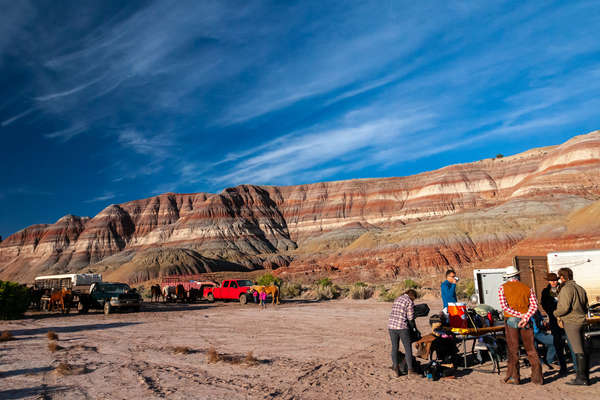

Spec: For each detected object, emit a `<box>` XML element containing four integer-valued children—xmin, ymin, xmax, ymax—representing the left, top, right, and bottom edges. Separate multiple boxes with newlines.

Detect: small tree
<box><xmin>0</xmin><ymin>281</ymin><xmax>30</xmax><ymax>320</ymax></box>
<box><xmin>496</xmin><ymin>154</ymin><xmax>504</xmax><ymax>159</ymax></box>
<box><xmin>257</xmin><ymin>273</ymin><xmax>282</xmax><ymax>287</ymax></box>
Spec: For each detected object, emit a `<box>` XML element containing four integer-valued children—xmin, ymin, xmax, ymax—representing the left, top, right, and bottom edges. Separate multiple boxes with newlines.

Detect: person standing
<box><xmin>554</xmin><ymin>267</ymin><xmax>590</xmax><ymax>386</ymax></box>
<box><xmin>498</xmin><ymin>266</ymin><xmax>543</xmax><ymax>385</ymax></box>
<box><xmin>540</xmin><ymin>273</ymin><xmax>568</xmax><ymax>375</ymax></box>
<box><xmin>388</xmin><ymin>289</ymin><xmax>418</xmax><ymax>377</ymax></box>
<box><xmin>259</xmin><ymin>289</ymin><xmax>267</xmax><ymax>310</ymax></box>
<box><xmin>440</xmin><ymin>270</ymin><xmax>458</xmax><ymax>312</ymax></box>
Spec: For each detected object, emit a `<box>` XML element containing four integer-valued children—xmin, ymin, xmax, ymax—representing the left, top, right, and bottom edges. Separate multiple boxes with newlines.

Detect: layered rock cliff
<box><xmin>1</xmin><ymin>130</ymin><xmax>600</xmax><ymax>283</ymax></box>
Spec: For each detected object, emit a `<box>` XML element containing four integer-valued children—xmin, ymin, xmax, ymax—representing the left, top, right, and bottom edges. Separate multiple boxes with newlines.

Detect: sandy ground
<box><xmin>1</xmin><ymin>298</ymin><xmax>599</xmax><ymax>400</ymax></box>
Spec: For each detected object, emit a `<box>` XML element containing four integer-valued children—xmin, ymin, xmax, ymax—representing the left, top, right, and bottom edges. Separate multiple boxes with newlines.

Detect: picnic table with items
<box><xmin>414</xmin><ymin>303</ymin><xmax>506</xmax><ymax>372</ymax></box>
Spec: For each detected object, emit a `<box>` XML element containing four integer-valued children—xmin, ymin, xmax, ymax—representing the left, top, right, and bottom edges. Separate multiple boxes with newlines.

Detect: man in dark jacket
<box><xmin>540</xmin><ymin>273</ymin><xmax>567</xmax><ymax>375</ymax></box>
<box><xmin>555</xmin><ymin>267</ymin><xmax>590</xmax><ymax>386</ymax></box>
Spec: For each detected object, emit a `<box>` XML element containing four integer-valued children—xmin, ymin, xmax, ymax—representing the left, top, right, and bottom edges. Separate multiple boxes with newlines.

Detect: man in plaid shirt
<box><xmin>388</xmin><ymin>289</ymin><xmax>417</xmax><ymax>377</ymax></box>
<box><xmin>498</xmin><ymin>266</ymin><xmax>543</xmax><ymax>385</ymax></box>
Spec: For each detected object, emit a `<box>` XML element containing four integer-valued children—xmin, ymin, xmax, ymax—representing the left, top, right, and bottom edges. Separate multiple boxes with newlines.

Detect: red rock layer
<box><xmin>1</xmin><ymin>130</ymin><xmax>600</xmax><ymax>283</ymax></box>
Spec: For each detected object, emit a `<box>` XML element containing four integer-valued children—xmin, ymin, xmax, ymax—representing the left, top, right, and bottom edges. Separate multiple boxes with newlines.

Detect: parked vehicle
<box><xmin>472</xmin><ymin>267</ymin><xmax>511</xmax><ymax>312</ymax></box>
<box><xmin>204</xmin><ymin>279</ymin><xmax>254</xmax><ymax>304</ymax></box>
<box><xmin>34</xmin><ymin>273</ymin><xmax>103</xmax><ymax>311</ymax></box>
<box><xmin>548</xmin><ymin>249</ymin><xmax>600</xmax><ymax>301</ymax></box>
<box><xmin>474</xmin><ymin>250</ymin><xmax>600</xmax><ymax>311</ymax></box>
<box><xmin>77</xmin><ymin>282</ymin><xmax>142</xmax><ymax>315</ymax></box>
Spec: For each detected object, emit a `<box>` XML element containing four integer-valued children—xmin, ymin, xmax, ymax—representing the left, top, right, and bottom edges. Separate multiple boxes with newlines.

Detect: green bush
<box><xmin>316</xmin><ymin>277</ymin><xmax>332</xmax><ymax>287</ymax></box>
<box><xmin>402</xmin><ymin>279</ymin><xmax>420</xmax><ymax>289</ymax></box>
<box><xmin>0</xmin><ymin>281</ymin><xmax>30</xmax><ymax>320</ymax></box>
<box><xmin>379</xmin><ymin>279</ymin><xmax>421</xmax><ymax>302</ymax></box>
<box><xmin>280</xmin><ymin>282</ymin><xmax>302</xmax><ymax>299</ymax></box>
<box><xmin>257</xmin><ymin>273</ymin><xmax>282</xmax><ymax>287</ymax></box>
<box><xmin>456</xmin><ymin>278</ymin><xmax>475</xmax><ymax>300</ymax></box>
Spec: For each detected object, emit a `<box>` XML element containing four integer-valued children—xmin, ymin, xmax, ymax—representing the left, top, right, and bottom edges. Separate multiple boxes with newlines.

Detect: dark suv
<box><xmin>78</xmin><ymin>282</ymin><xmax>142</xmax><ymax>314</ymax></box>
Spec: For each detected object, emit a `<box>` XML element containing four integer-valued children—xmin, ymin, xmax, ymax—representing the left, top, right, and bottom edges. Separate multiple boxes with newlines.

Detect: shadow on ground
<box><xmin>0</xmin><ymin>385</ymin><xmax>69</xmax><ymax>400</ymax></box>
<box><xmin>0</xmin><ymin>366</ymin><xmax>53</xmax><ymax>378</ymax></box>
<box><xmin>11</xmin><ymin>322</ymin><xmax>142</xmax><ymax>337</ymax></box>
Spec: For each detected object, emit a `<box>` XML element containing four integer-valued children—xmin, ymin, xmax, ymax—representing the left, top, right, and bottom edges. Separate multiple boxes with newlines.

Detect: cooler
<box><xmin>448</xmin><ymin>302</ymin><xmax>468</xmax><ymax>329</ymax></box>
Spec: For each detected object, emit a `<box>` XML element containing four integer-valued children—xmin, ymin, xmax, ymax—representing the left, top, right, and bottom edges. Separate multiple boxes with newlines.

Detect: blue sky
<box><xmin>1</xmin><ymin>0</ymin><xmax>600</xmax><ymax>239</ymax></box>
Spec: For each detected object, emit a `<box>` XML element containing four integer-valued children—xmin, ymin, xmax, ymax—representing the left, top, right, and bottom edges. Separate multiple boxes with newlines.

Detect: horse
<box><xmin>188</xmin><ymin>288</ymin><xmax>201</xmax><ymax>303</ymax></box>
<box><xmin>162</xmin><ymin>285</ymin><xmax>175</xmax><ymax>302</ymax></box>
<box><xmin>250</xmin><ymin>285</ymin><xmax>280</xmax><ymax>304</ymax></box>
<box><xmin>28</xmin><ymin>286</ymin><xmax>44</xmax><ymax>310</ymax></box>
<box><xmin>175</xmin><ymin>284</ymin><xmax>186</xmax><ymax>302</ymax></box>
<box><xmin>150</xmin><ymin>284</ymin><xmax>163</xmax><ymax>302</ymax></box>
<box><xmin>49</xmin><ymin>288</ymin><xmax>73</xmax><ymax>314</ymax></box>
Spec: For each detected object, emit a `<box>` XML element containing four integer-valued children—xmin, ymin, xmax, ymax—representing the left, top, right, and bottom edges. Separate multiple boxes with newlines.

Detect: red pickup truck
<box><xmin>204</xmin><ymin>279</ymin><xmax>254</xmax><ymax>304</ymax></box>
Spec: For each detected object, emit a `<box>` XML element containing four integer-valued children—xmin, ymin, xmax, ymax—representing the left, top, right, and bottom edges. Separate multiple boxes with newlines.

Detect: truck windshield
<box><xmin>99</xmin><ymin>284</ymin><xmax>130</xmax><ymax>294</ymax></box>
<box><xmin>237</xmin><ymin>280</ymin><xmax>253</xmax><ymax>287</ymax></box>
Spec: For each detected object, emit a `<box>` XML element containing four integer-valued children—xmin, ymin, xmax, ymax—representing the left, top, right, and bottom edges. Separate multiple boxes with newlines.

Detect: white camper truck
<box><xmin>548</xmin><ymin>249</ymin><xmax>600</xmax><ymax>302</ymax></box>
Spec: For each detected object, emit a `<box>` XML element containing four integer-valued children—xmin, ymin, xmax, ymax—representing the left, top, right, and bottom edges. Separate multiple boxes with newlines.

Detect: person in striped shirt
<box><xmin>498</xmin><ymin>266</ymin><xmax>543</xmax><ymax>385</ymax></box>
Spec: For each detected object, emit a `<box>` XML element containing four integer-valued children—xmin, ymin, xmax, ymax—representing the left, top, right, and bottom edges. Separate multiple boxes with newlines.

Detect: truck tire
<box><xmin>133</xmin><ymin>305</ymin><xmax>141</xmax><ymax>313</ymax></box>
<box><xmin>104</xmin><ymin>302</ymin><xmax>112</xmax><ymax>315</ymax></box>
<box><xmin>239</xmin><ymin>294</ymin><xmax>247</xmax><ymax>305</ymax></box>
<box><xmin>207</xmin><ymin>293</ymin><xmax>215</xmax><ymax>303</ymax></box>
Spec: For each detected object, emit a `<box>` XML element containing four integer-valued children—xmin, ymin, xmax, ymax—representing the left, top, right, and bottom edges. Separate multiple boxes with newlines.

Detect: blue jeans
<box><xmin>534</xmin><ymin>332</ymin><xmax>556</xmax><ymax>364</ymax></box>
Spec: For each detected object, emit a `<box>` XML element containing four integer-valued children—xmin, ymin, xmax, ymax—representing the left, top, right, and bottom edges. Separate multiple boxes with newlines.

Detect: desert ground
<box><xmin>1</xmin><ymin>298</ymin><xmax>599</xmax><ymax>400</ymax></box>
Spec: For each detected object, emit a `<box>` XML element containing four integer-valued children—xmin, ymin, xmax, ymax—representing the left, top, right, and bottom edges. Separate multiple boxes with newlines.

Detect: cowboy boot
<box><xmin>566</xmin><ymin>354</ymin><xmax>589</xmax><ymax>386</ymax></box>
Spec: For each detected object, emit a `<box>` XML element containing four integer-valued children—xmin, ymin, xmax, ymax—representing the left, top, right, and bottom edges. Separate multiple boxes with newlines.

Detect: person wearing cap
<box><xmin>498</xmin><ymin>266</ymin><xmax>543</xmax><ymax>385</ymax></box>
<box><xmin>540</xmin><ymin>272</ymin><xmax>568</xmax><ymax>375</ymax></box>
<box><xmin>554</xmin><ymin>267</ymin><xmax>590</xmax><ymax>386</ymax></box>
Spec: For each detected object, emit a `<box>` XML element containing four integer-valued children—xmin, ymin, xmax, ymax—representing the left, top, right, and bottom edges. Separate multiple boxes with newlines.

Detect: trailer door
<box><xmin>478</xmin><ymin>272</ymin><xmax>505</xmax><ymax>311</ymax></box>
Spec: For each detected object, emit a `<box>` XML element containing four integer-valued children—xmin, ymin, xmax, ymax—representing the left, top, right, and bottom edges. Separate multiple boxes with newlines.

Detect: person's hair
<box><xmin>405</xmin><ymin>289</ymin><xmax>417</xmax><ymax>300</ymax></box>
<box><xmin>445</xmin><ymin>269</ymin><xmax>456</xmax><ymax>277</ymax></box>
<box><xmin>557</xmin><ymin>268</ymin><xmax>573</xmax><ymax>281</ymax></box>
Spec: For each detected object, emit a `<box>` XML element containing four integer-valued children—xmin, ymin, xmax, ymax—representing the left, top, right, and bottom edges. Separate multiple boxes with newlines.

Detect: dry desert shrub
<box><xmin>207</xmin><ymin>346</ymin><xmax>219</xmax><ymax>363</ymax></box>
<box><xmin>55</xmin><ymin>362</ymin><xmax>87</xmax><ymax>376</ymax></box>
<box><xmin>349</xmin><ymin>282</ymin><xmax>374</xmax><ymax>300</ymax></box>
<box><xmin>280</xmin><ymin>282</ymin><xmax>302</xmax><ymax>299</ymax></box>
<box><xmin>0</xmin><ymin>331</ymin><xmax>14</xmax><ymax>341</ymax></box>
<box><xmin>47</xmin><ymin>341</ymin><xmax>64</xmax><ymax>352</ymax></box>
<box><xmin>245</xmin><ymin>351</ymin><xmax>258</xmax><ymax>365</ymax></box>
<box><xmin>47</xmin><ymin>331</ymin><xmax>58</xmax><ymax>341</ymax></box>
<box><xmin>173</xmin><ymin>346</ymin><xmax>191</xmax><ymax>354</ymax></box>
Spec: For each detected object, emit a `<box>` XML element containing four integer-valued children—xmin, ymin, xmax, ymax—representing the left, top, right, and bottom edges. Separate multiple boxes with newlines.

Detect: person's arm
<box><xmin>518</xmin><ymin>290</ymin><xmax>538</xmax><ymax>327</ymax></box>
<box><xmin>441</xmin><ymin>281</ymin><xmax>449</xmax><ymax>304</ymax></box>
<box><xmin>540</xmin><ymin>288</ymin><xmax>553</xmax><ymax>315</ymax></box>
<box><xmin>498</xmin><ymin>285</ymin><xmax>523</xmax><ymax>318</ymax></box>
<box><xmin>554</xmin><ymin>286</ymin><xmax>572</xmax><ymax>318</ymax></box>
<box><xmin>406</xmin><ymin>300</ymin><xmax>415</xmax><ymax>322</ymax></box>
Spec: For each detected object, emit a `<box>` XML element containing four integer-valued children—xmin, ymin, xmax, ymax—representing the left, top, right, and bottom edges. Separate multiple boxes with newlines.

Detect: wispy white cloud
<box><xmin>84</xmin><ymin>191</ymin><xmax>116</xmax><ymax>203</ymax></box>
<box><xmin>1</xmin><ymin>106</ymin><xmax>36</xmax><ymax>126</ymax></box>
<box><xmin>44</xmin><ymin>124</ymin><xmax>87</xmax><ymax>141</ymax></box>
<box><xmin>34</xmin><ymin>76</ymin><xmax>103</xmax><ymax>101</ymax></box>
<box><xmin>117</xmin><ymin>129</ymin><xmax>175</xmax><ymax>159</ymax></box>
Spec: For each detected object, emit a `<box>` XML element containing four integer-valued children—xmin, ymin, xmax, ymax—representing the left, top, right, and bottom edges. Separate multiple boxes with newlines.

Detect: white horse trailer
<box><xmin>547</xmin><ymin>250</ymin><xmax>600</xmax><ymax>302</ymax></box>
<box><xmin>473</xmin><ymin>267</ymin><xmax>511</xmax><ymax>311</ymax></box>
